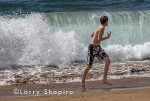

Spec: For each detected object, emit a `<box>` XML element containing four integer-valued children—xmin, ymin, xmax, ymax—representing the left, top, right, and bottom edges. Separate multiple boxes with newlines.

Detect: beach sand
<box><xmin>1</xmin><ymin>88</ymin><xmax>150</xmax><ymax>101</ymax></box>
<box><xmin>0</xmin><ymin>77</ymin><xmax>150</xmax><ymax>101</ymax></box>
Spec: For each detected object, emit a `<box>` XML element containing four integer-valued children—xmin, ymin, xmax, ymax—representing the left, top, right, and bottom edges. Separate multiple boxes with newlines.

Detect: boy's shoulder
<box><xmin>99</xmin><ymin>26</ymin><xmax>105</xmax><ymax>29</ymax></box>
<box><xmin>96</xmin><ymin>26</ymin><xmax>105</xmax><ymax>32</ymax></box>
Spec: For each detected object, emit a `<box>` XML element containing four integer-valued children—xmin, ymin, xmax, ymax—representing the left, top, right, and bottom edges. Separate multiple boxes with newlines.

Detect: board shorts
<box><xmin>87</xmin><ymin>44</ymin><xmax>109</xmax><ymax>65</ymax></box>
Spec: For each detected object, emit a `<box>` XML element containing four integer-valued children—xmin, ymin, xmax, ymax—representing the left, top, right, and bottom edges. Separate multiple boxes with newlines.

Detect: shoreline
<box><xmin>0</xmin><ymin>60</ymin><xmax>150</xmax><ymax>86</ymax></box>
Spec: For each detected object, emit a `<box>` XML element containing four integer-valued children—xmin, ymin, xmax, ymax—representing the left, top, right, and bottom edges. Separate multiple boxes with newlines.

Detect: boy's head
<box><xmin>100</xmin><ymin>16</ymin><xmax>108</xmax><ymax>26</ymax></box>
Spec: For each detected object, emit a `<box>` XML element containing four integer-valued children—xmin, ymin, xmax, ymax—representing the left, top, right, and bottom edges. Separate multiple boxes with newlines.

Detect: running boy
<box><xmin>81</xmin><ymin>16</ymin><xmax>112</xmax><ymax>90</ymax></box>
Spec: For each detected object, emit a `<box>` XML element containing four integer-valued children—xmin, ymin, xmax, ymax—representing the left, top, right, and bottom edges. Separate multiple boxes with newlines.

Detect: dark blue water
<box><xmin>0</xmin><ymin>0</ymin><xmax>150</xmax><ymax>14</ymax></box>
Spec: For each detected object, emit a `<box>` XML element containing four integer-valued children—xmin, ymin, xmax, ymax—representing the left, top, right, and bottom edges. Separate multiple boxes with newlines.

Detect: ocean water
<box><xmin>0</xmin><ymin>0</ymin><xmax>150</xmax><ymax>85</ymax></box>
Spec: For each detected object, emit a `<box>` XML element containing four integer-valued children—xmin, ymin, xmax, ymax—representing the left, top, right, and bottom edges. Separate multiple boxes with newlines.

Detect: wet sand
<box><xmin>0</xmin><ymin>77</ymin><xmax>150</xmax><ymax>101</ymax></box>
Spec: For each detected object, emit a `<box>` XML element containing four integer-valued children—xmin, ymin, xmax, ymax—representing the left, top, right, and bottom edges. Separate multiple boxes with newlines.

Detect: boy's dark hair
<box><xmin>100</xmin><ymin>16</ymin><xmax>108</xmax><ymax>25</ymax></box>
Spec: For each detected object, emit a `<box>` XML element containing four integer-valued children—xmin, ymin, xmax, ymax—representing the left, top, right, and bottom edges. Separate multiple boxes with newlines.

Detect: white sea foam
<box><xmin>105</xmin><ymin>42</ymin><xmax>150</xmax><ymax>61</ymax></box>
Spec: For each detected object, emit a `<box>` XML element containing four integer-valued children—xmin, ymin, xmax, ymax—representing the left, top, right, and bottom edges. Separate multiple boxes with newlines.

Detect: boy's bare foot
<box><xmin>80</xmin><ymin>82</ymin><xmax>86</xmax><ymax>91</ymax></box>
<box><xmin>102</xmin><ymin>81</ymin><xmax>113</xmax><ymax>85</ymax></box>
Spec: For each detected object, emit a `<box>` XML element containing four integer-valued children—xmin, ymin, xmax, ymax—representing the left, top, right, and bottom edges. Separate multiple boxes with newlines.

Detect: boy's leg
<box><xmin>102</xmin><ymin>57</ymin><xmax>112</xmax><ymax>85</ymax></box>
<box><xmin>81</xmin><ymin>65</ymin><xmax>92</xmax><ymax>89</ymax></box>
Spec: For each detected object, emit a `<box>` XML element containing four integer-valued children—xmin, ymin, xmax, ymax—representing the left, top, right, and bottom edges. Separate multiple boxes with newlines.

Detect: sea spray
<box><xmin>0</xmin><ymin>13</ymin><xmax>86</xmax><ymax>66</ymax></box>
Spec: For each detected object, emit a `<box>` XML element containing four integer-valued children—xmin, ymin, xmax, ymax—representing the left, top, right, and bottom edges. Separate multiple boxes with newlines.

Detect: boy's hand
<box><xmin>107</xmin><ymin>31</ymin><xmax>111</xmax><ymax>39</ymax></box>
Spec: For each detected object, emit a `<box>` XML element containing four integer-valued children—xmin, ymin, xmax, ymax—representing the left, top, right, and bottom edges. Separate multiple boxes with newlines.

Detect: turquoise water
<box><xmin>47</xmin><ymin>11</ymin><xmax>150</xmax><ymax>45</ymax></box>
<box><xmin>0</xmin><ymin>0</ymin><xmax>150</xmax><ymax>66</ymax></box>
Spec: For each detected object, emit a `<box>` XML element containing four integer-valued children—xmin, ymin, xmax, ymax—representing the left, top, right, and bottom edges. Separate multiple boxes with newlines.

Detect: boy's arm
<box><xmin>99</xmin><ymin>30</ymin><xmax>111</xmax><ymax>41</ymax></box>
<box><xmin>98</xmin><ymin>27</ymin><xmax>104</xmax><ymax>41</ymax></box>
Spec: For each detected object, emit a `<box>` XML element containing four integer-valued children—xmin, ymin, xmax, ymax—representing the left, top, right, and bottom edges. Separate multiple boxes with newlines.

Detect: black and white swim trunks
<box><xmin>87</xmin><ymin>44</ymin><xmax>109</xmax><ymax>65</ymax></box>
